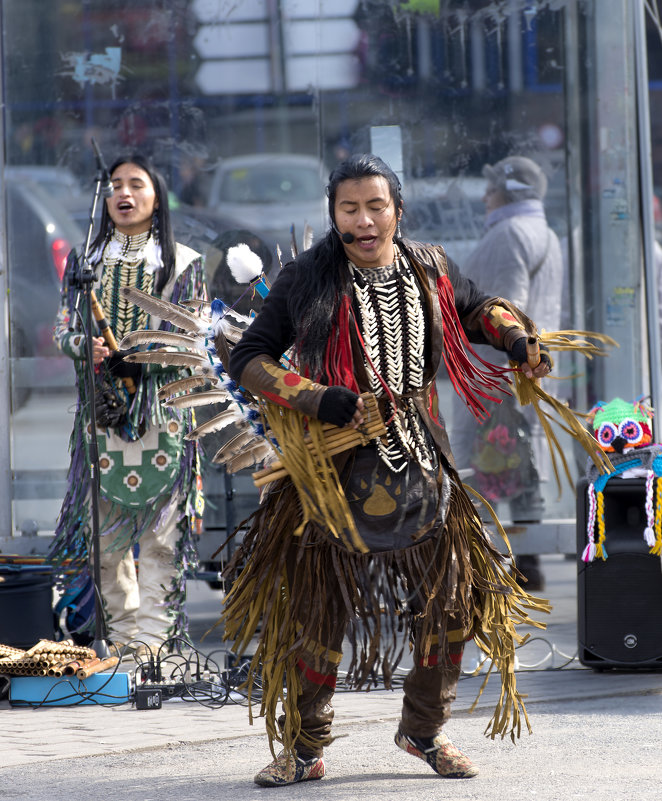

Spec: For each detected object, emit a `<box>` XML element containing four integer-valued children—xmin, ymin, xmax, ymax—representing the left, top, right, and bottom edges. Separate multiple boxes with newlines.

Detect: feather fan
<box><xmin>163</xmin><ymin>389</ymin><xmax>232</xmax><ymax>409</ymax></box>
<box><xmin>119</xmin><ymin>330</ymin><xmax>204</xmax><ymax>351</ymax></box>
<box><xmin>184</xmin><ymin>408</ymin><xmax>248</xmax><ymax>440</ymax></box>
<box><xmin>124</xmin><ymin>349</ymin><xmax>210</xmax><ymax>368</ymax></box>
<box><xmin>158</xmin><ymin>375</ymin><xmax>213</xmax><ymax>400</ymax></box>
<box><xmin>212</xmin><ymin>428</ymin><xmax>259</xmax><ymax>465</ymax></box>
<box><xmin>120</xmin><ymin>287</ymin><xmax>209</xmax><ymax>333</ymax></box>
<box><xmin>225</xmin><ymin>440</ymin><xmax>273</xmax><ymax>473</ymax></box>
<box><xmin>119</xmin><ymin>274</ymin><xmax>271</xmax><ymax>475</ymax></box>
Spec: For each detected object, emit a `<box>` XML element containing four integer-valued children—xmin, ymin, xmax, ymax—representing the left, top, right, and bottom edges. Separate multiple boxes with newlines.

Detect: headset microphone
<box><xmin>332</xmin><ymin>223</ymin><xmax>355</xmax><ymax>244</ymax></box>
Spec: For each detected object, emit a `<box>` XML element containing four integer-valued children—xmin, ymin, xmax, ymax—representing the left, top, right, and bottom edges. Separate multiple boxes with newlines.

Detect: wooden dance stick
<box><xmin>90</xmin><ymin>290</ymin><xmax>136</xmax><ymax>395</ymax></box>
<box><xmin>526</xmin><ymin>336</ymin><xmax>541</xmax><ymax>368</ymax></box>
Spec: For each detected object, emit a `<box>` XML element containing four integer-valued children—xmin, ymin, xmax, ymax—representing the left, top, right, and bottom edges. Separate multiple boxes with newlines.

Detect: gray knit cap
<box><xmin>482</xmin><ymin>156</ymin><xmax>547</xmax><ymax>201</ymax></box>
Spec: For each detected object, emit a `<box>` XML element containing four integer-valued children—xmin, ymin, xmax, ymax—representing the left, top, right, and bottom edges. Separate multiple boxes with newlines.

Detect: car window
<box><xmin>220</xmin><ymin>165</ymin><xmax>321</xmax><ymax>204</ymax></box>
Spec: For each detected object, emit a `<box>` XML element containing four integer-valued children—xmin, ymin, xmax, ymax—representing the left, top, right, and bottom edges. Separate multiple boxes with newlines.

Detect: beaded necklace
<box><xmin>100</xmin><ymin>229</ymin><xmax>155</xmax><ymax>341</ymax></box>
<box><xmin>350</xmin><ymin>248</ymin><xmax>434</xmax><ymax>473</ymax></box>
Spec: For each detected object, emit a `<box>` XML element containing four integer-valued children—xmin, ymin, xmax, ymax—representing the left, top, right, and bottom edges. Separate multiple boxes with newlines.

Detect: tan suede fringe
<box><xmin>461</xmin><ymin>484</ymin><xmax>551</xmax><ymax>740</ymax></box>
<box><xmin>510</xmin><ymin>329</ymin><xmax>617</xmax><ymax>495</ymax></box>
<box><xmin>259</xmin><ymin>399</ymin><xmax>372</xmax><ymax>553</ymax></box>
<box><xmin>222</xmin><ymin>469</ymin><xmax>551</xmax><ymax>756</ymax></box>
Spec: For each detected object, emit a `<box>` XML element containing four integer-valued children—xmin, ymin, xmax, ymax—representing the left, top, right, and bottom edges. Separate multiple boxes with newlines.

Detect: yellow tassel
<box><xmin>508</xmin><ymin>328</ymin><xmax>615</xmax><ymax>496</ymax></box>
<box><xmin>595</xmin><ymin>491</ymin><xmax>607</xmax><ymax>560</ymax></box>
<box><xmin>463</xmin><ymin>484</ymin><xmax>551</xmax><ymax>742</ymax></box>
<box><xmin>260</xmin><ymin>400</ymin><xmax>369</xmax><ymax>553</ymax></box>
<box><xmin>652</xmin><ymin>478</ymin><xmax>662</xmax><ymax>556</ymax></box>
<box><xmin>539</xmin><ymin>329</ymin><xmax>618</xmax><ymax>358</ymax></box>
<box><xmin>509</xmin><ymin>337</ymin><xmax>614</xmax><ymax>497</ymax></box>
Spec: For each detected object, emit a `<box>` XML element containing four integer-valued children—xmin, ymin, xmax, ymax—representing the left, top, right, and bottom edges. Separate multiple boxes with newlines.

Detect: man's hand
<box><xmin>508</xmin><ymin>338</ymin><xmax>552</xmax><ymax>379</ymax></box>
<box><xmin>92</xmin><ymin>336</ymin><xmax>110</xmax><ymax>365</ymax></box>
<box><xmin>106</xmin><ymin>350</ymin><xmax>143</xmax><ymax>380</ymax></box>
<box><xmin>318</xmin><ymin>386</ymin><xmax>364</xmax><ymax>428</ymax></box>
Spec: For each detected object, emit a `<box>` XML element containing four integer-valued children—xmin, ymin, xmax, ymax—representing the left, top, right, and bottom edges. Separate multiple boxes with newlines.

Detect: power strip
<box><xmin>139</xmin><ymin>681</ymin><xmax>187</xmax><ymax>699</ymax></box>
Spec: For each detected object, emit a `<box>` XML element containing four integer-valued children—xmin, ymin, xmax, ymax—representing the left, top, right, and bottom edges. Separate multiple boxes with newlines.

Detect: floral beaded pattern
<box><xmin>395</xmin><ymin>730</ymin><xmax>478</xmax><ymax>779</ymax></box>
<box><xmin>254</xmin><ymin>751</ymin><xmax>325</xmax><ymax>787</ymax></box>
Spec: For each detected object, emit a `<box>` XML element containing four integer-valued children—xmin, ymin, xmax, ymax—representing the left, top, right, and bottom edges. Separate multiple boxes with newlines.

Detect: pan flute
<box><xmin>251</xmin><ymin>392</ymin><xmax>386</xmax><ymax>488</ymax></box>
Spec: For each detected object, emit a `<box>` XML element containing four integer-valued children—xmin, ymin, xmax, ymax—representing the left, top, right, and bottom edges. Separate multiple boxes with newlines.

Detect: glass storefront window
<box><xmin>0</xmin><ymin>0</ymin><xmax>655</xmax><ymax>559</ymax></box>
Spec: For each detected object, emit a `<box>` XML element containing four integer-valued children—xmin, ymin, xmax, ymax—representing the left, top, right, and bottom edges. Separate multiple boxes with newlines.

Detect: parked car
<box><xmin>4</xmin><ymin>165</ymin><xmax>89</xmax><ymax>207</ymax></box>
<box><xmin>206</xmin><ymin>153</ymin><xmax>328</xmax><ymax>255</ymax></box>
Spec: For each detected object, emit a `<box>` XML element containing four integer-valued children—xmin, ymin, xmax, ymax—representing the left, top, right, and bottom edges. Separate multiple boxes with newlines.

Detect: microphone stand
<box><xmin>70</xmin><ymin>152</ymin><xmax>112</xmax><ymax>660</ymax></box>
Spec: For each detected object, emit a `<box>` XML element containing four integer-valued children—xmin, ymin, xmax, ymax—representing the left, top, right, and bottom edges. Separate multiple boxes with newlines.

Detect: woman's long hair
<box><xmin>90</xmin><ymin>154</ymin><xmax>176</xmax><ymax>292</ymax></box>
<box><xmin>288</xmin><ymin>153</ymin><xmax>403</xmax><ymax>379</ymax></box>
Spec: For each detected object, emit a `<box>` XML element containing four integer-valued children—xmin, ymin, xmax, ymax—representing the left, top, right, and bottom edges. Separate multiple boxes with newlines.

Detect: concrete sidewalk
<box><xmin>1</xmin><ymin>555</ymin><xmax>661</xmax><ymax>800</ymax></box>
<box><xmin>2</xmin><ymin>660</ymin><xmax>661</xmax><ymax>769</ymax></box>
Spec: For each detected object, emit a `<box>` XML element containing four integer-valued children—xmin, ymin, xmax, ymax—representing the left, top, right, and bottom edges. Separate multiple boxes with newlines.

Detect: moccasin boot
<box><xmin>395</xmin><ymin>728</ymin><xmax>478</xmax><ymax>778</ymax></box>
<box><xmin>254</xmin><ymin>750</ymin><xmax>325</xmax><ymax>787</ymax></box>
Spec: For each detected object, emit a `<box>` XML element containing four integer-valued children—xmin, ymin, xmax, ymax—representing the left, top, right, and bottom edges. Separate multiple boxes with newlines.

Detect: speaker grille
<box><xmin>577</xmin><ymin>477</ymin><xmax>662</xmax><ymax>668</ymax></box>
<box><xmin>581</xmin><ymin>554</ymin><xmax>662</xmax><ymax>664</ymax></box>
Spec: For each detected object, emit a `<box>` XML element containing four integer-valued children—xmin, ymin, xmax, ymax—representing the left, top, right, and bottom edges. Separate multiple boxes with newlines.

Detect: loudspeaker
<box><xmin>577</xmin><ymin>477</ymin><xmax>662</xmax><ymax>669</ymax></box>
<box><xmin>0</xmin><ymin>568</ymin><xmax>55</xmax><ymax>649</ymax></box>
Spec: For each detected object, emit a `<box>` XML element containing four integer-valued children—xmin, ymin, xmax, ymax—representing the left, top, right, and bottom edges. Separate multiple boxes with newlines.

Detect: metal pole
<box><xmin>71</xmin><ymin>144</ymin><xmax>112</xmax><ymax>659</ymax></box>
<box><xmin>0</xmin><ymin>1</ymin><xmax>14</xmax><ymax>539</ymax></box>
<box><xmin>633</xmin><ymin>0</ymin><xmax>662</xmax><ymax>438</ymax></box>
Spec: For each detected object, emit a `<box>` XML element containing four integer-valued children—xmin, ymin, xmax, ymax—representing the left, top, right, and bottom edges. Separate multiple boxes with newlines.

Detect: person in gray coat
<box><xmin>450</xmin><ymin>155</ymin><xmax>563</xmax><ymax>591</ymax></box>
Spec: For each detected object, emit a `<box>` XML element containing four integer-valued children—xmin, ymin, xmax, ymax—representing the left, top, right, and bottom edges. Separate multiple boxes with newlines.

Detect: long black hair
<box><xmin>288</xmin><ymin>153</ymin><xmax>403</xmax><ymax>378</ymax></box>
<box><xmin>89</xmin><ymin>154</ymin><xmax>177</xmax><ymax>292</ymax></box>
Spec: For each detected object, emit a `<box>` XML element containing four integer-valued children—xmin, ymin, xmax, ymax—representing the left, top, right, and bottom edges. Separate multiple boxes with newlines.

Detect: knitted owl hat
<box><xmin>589</xmin><ymin>397</ymin><xmax>653</xmax><ymax>453</ymax></box>
<box><xmin>583</xmin><ymin>397</ymin><xmax>662</xmax><ymax>561</ymax></box>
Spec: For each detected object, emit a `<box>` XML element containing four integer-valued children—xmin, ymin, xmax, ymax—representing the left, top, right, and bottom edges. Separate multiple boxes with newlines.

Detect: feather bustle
<box><xmin>124</xmin><ymin>350</ymin><xmax>210</xmax><ymax>368</ymax></box>
<box><xmin>164</xmin><ymin>389</ymin><xmax>232</xmax><ymax>409</ymax></box>
<box><xmin>119</xmin><ymin>330</ymin><xmax>203</xmax><ymax>350</ymax></box>
<box><xmin>119</xmin><ymin>286</ymin><xmax>208</xmax><ymax>332</ymax></box>
<box><xmin>157</xmin><ymin>376</ymin><xmax>212</xmax><ymax>400</ymax></box>
<box><xmin>184</xmin><ymin>408</ymin><xmax>245</xmax><ymax>440</ymax></box>
<box><xmin>212</xmin><ymin>429</ymin><xmax>259</xmax><ymax>464</ymax></box>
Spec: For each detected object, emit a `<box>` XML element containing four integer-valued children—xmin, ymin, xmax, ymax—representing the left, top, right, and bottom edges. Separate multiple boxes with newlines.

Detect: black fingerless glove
<box><xmin>106</xmin><ymin>350</ymin><xmax>143</xmax><ymax>380</ymax></box>
<box><xmin>507</xmin><ymin>338</ymin><xmax>552</xmax><ymax>371</ymax></box>
<box><xmin>317</xmin><ymin>386</ymin><xmax>360</xmax><ymax>427</ymax></box>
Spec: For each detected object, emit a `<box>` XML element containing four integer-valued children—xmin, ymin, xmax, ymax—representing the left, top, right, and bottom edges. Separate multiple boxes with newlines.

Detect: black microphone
<box><xmin>91</xmin><ymin>137</ymin><xmax>114</xmax><ymax>198</ymax></box>
<box><xmin>332</xmin><ymin>222</ymin><xmax>355</xmax><ymax>244</ymax></box>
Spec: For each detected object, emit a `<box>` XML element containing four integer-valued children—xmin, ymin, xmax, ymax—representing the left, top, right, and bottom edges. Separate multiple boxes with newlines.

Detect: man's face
<box><xmin>482</xmin><ymin>181</ymin><xmax>508</xmax><ymax>214</ymax></box>
<box><xmin>107</xmin><ymin>162</ymin><xmax>158</xmax><ymax>236</ymax></box>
